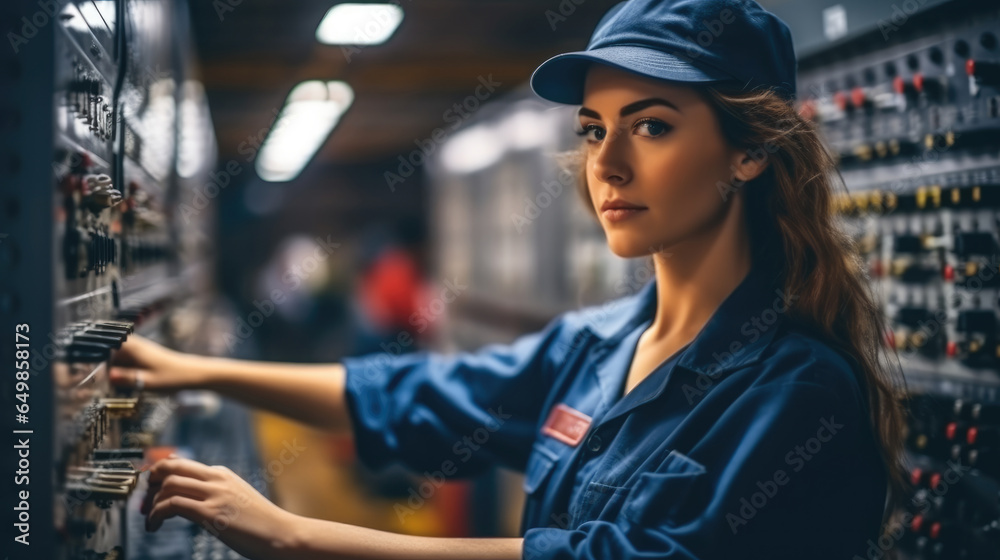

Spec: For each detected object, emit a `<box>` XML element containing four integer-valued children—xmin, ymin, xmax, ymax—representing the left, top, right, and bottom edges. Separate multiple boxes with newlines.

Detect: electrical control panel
<box><xmin>1</xmin><ymin>1</ymin><xmax>217</xmax><ymax>558</ymax></box>
<box><xmin>792</xmin><ymin>0</ymin><xmax>1000</xmax><ymax>556</ymax></box>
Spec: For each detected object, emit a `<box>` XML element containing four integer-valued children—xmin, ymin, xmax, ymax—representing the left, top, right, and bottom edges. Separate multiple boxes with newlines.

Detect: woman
<box><xmin>109</xmin><ymin>0</ymin><xmax>909</xmax><ymax>558</ymax></box>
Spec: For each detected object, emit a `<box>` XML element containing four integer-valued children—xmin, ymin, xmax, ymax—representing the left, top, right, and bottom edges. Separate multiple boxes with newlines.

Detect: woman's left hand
<box><xmin>142</xmin><ymin>456</ymin><xmax>297</xmax><ymax>558</ymax></box>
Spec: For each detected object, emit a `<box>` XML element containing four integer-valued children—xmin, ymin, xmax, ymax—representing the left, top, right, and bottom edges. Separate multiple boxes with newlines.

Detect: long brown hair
<box><xmin>564</xmin><ymin>83</ymin><xmax>909</xmax><ymax>533</ymax></box>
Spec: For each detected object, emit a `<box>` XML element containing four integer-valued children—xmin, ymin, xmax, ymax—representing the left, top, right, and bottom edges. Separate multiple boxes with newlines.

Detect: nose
<box><xmin>590</xmin><ymin>124</ymin><xmax>631</xmax><ymax>186</ymax></box>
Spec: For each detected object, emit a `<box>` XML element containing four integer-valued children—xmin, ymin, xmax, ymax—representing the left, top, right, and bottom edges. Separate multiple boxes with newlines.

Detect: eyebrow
<box><xmin>578</xmin><ymin>97</ymin><xmax>682</xmax><ymax>120</ymax></box>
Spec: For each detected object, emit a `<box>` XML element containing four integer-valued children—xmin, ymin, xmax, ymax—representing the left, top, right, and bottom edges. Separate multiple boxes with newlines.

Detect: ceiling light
<box><xmin>256</xmin><ymin>80</ymin><xmax>354</xmax><ymax>182</ymax></box>
<box><xmin>439</xmin><ymin>124</ymin><xmax>506</xmax><ymax>175</ymax></box>
<box><xmin>316</xmin><ymin>3</ymin><xmax>404</xmax><ymax>45</ymax></box>
<box><xmin>499</xmin><ymin>104</ymin><xmax>561</xmax><ymax>151</ymax></box>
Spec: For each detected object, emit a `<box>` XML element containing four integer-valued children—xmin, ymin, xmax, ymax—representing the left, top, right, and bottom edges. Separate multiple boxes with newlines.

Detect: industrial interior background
<box><xmin>1</xmin><ymin>0</ymin><xmax>999</xmax><ymax>558</ymax></box>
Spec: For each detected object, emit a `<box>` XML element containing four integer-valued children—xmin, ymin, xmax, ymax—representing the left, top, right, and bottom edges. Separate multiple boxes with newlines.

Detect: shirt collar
<box><xmin>579</xmin><ymin>254</ymin><xmax>788</xmax><ymax>378</ymax></box>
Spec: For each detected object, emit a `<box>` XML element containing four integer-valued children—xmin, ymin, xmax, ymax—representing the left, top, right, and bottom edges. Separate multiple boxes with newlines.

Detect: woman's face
<box><xmin>578</xmin><ymin>64</ymin><xmax>760</xmax><ymax>259</ymax></box>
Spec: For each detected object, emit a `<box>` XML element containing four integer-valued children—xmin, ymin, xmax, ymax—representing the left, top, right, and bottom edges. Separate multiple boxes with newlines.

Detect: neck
<box><xmin>646</xmin><ymin>201</ymin><xmax>752</xmax><ymax>343</ymax></box>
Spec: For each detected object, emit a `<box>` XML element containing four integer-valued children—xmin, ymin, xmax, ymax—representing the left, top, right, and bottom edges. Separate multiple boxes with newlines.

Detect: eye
<box><xmin>574</xmin><ymin>123</ymin><xmax>605</xmax><ymax>142</ymax></box>
<box><xmin>574</xmin><ymin>118</ymin><xmax>670</xmax><ymax>143</ymax></box>
<box><xmin>634</xmin><ymin>117</ymin><xmax>670</xmax><ymax>137</ymax></box>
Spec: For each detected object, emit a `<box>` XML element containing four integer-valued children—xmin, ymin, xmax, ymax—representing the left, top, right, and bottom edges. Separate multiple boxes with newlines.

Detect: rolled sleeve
<box><xmin>341</xmin><ymin>312</ymin><xmax>579</xmax><ymax>478</ymax></box>
<box><xmin>523</xmin><ymin>379</ymin><xmax>873</xmax><ymax>560</ymax></box>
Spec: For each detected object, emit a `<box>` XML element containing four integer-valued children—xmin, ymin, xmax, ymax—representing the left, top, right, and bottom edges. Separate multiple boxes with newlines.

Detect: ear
<box><xmin>730</xmin><ymin>148</ymin><xmax>770</xmax><ymax>184</ymax></box>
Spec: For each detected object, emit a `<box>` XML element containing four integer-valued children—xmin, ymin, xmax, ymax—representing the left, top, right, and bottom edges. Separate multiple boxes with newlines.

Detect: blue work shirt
<box><xmin>341</xmin><ymin>257</ymin><xmax>888</xmax><ymax>559</ymax></box>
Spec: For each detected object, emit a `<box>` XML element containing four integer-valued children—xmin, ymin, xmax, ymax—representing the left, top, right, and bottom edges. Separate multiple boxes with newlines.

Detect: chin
<box><xmin>604</xmin><ymin>235</ymin><xmax>655</xmax><ymax>259</ymax></box>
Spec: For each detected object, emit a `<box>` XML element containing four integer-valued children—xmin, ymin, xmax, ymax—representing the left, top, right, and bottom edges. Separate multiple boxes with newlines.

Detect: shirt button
<box><xmin>586</xmin><ymin>432</ymin><xmax>603</xmax><ymax>452</ymax></box>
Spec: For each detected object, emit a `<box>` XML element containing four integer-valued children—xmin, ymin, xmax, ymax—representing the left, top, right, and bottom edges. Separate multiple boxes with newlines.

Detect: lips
<box><xmin>600</xmin><ymin>199</ymin><xmax>647</xmax><ymax>211</ymax></box>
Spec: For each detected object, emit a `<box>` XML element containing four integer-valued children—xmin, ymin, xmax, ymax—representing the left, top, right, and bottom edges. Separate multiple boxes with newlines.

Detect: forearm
<box><xmin>276</xmin><ymin>514</ymin><xmax>523</xmax><ymax>560</ymax></box>
<box><xmin>181</xmin><ymin>353</ymin><xmax>353</xmax><ymax>432</ymax></box>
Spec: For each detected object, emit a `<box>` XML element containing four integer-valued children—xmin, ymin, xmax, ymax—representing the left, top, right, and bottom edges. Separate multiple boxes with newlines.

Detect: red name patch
<box><xmin>541</xmin><ymin>403</ymin><xmax>592</xmax><ymax>447</ymax></box>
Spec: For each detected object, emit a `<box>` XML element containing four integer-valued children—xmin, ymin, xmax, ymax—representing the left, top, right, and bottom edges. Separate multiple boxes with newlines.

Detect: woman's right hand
<box><xmin>109</xmin><ymin>335</ymin><xmax>202</xmax><ymax>392</ymax></box>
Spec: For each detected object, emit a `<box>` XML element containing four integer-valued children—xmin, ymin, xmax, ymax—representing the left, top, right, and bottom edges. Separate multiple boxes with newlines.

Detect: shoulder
<box><xmin>562</xmin><ymin>287</ymin><xmax>647</xmax><ymax>337</ymax></box>
<box><xmin>745</xmin><ymin>324</ymin><xmax>868</xmax><ymax>418</ymax></box>
<box><xmin>544</xmin><ymin>288</ymin><xmax>646</xmax><ymax>361</ymax></box>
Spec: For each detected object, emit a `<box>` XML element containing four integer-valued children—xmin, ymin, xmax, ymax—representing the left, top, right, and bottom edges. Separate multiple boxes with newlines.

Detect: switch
<box><xmin>955</xmin><ymin>232</ymin><xmax>1000</xmax><ymax>257</ymax></box>
<box><xmin>942</xmin><ymin>264</ymin><xmax>954</xmax><ymax>281</ymax></box>
<box><xmin>893</xmin><ymin>76</ymin><xmax>919</xmax><ymax>107</ymax></box>
<box><xmin>95</xmin><ymin>321</ymin><xmax>134</xmax><ymax>334</ymax></box>
<box><xmin>955</xmin><ymin>400</ymin><xmax>1000</xmax><ymax>423</ymax></box>
<box><xmin>850</xmin><ymin>87</ymin><xmax>872</xmax><ymax>111</ymax></box>
<box><xmin>956</xmin><ymin>310</ymin><xmax>996</xmax><ymax>334</ymax></box>
<box><xmin>966</xmin><ymin>426</ymin><xmax>999</xmax><ymax>447</ymax></box>
<box><xmin>100</xmin><ymin>397</ymin><xmax>139</xmax><ymax>418</ymax></box>
<box><xmin>63</xmin><ymin>227</ymin><xmax>90</xmax><ymax>279</ymax></box>
<box><xmin>966</xmin><ymin>59</ymin><xmax>1000</xmax><ymax>86</ymax></box>
<box><xmin>896</xmin><ymin>307</ymin><xmax>933</xmax><ymax>328</ymax></box>
<box><xmin>82</xmin><ymin>174</ymin><xmax>122</xmax><ymax>212</ymax></box>
<box><xmin>60</xmin><ymin>341</ymin><xmax>111</xmax><ymax>363</ymax></box>
<box><xmin>69</xmin><ymin>333</ymin><xmax>121</xmax><ymax>349</ymax></box>
<box><xmin>944</xmin><ymin>421</ymin><xmax>965</xmax><ymax>442</ymax></box>
<box><xmin>914</xmin><ymin>73</ymin><xmax>947</xmax><ymax>102</ymax></box>
<box><xmin>833</xmin><ymin>90</ymin><xmax>849</xmax><ymax>112</ymax></box>
<box><xmin>893</xmin><ymin>235</ymin><xmax>925</xmax><ymax>254</ymax></box>
<box><xmin>966</xmin><ymin>447</ymin><xmax>998</xmax><ymax>472</ymax></box>
<box><xmin>91</xmin><ymin>448</ymin><xmax>144</xmax><ymax>460</ymax></box>
<box><xmin>82</xmin><ymin>327</ymin><xmax>128</xmax><ymax>344</ymax></box>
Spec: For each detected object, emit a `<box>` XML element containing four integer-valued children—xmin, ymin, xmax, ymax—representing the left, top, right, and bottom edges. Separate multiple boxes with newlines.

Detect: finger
<box><xmin>108</xmin><ymin>367</ymin><xmax>140</xmax><ymax>388</ymax></box>
<box><xmin>148</xmin><ymin>457</ymin><xmax>220</xmax><ymax>486</ymax></box>
<box><xmin>109</xmin><ymin>339</ymin><xmax>146</xmax><ymax>367</ymax></box>
<box><xmin>146</xmin><ymin>495</ymin><xmax>206</xmax><ymax>532</ymax></box>
<box><xmin>139</xmin><ymin>462</ymin><xmax>233</xmax><ymax>513</ymax></box>
<box><xmin>141</xmin><ymin>475</ymin><xmax>213</xmax><ymax>515</ymax></box>
<box><xmin>109</xmin><ymin>367</ymin><xmax>156</xmax><ymax>392</ymax></box>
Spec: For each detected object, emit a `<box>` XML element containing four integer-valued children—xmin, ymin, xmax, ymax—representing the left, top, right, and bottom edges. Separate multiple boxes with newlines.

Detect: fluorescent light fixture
<box><xmin>316</xmin><ymin>3</ymin><xmax>404</xmax><ymax>45</ymax></box>
<box><xmin>439</xmin><ymin>124</ymin><xmax>506</xmax><ymax>174</ymax></box>
<box><xmin>499</xmin><ymin>104</ymin><xmax>560</xmax><ymax>151</ymax></box>
<box><xmin>256</xmin><ymin>80</ymin><xmax>354</xmax><ymax>182</ymax></box>
<box><xmin>438</xmin><ymin>105</ymin><xmax>567</xmax><ymax>174</ymax></box>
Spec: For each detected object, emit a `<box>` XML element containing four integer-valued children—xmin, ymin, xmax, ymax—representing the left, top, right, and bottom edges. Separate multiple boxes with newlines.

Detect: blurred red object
<box><xmin>357</xmin><ymin>247</ymin><xmax>428</xmax><ymax>335</ymax></box>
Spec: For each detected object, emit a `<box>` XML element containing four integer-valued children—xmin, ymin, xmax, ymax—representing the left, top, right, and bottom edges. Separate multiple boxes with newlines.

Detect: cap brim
<box><xmin>530</xmin><ymin>45</ymin><xmax>736</xmax><ymax>105</ymax></box>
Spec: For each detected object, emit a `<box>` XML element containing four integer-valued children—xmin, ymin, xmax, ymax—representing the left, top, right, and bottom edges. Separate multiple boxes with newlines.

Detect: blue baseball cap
<box><xmin>530</xmin><ymin>0</ymin><xmax>798</xmax><ymax>105</ymax></box>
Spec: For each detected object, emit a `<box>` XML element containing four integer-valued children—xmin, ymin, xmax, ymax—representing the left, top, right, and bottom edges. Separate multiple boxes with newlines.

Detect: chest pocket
<box><xmin>570</xmin><ymin>480</ymin><xmax>632</xmax><ymax>525</ymax></box>
<box><xmin>621</xmin><ymin>450</ymin><xmax>707</xmax><ymax>528</ymax></box>
<box><xmin>522</xmin><ymin>443</ymin><xmax>560</xmax><ymax>495</ymax></box>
